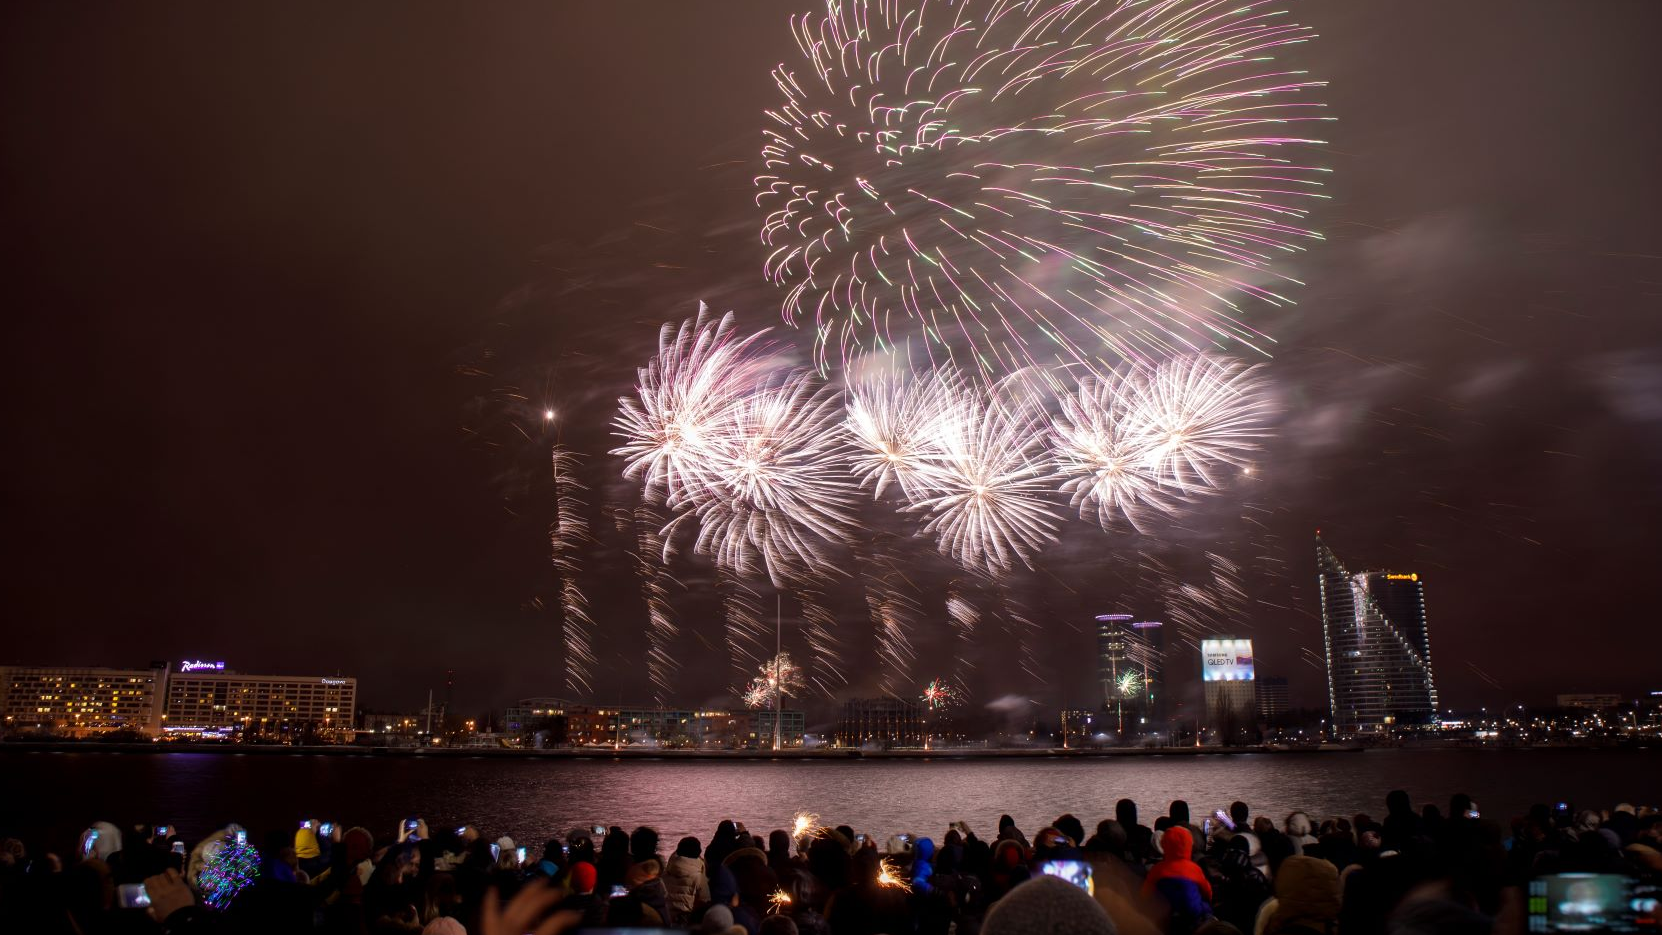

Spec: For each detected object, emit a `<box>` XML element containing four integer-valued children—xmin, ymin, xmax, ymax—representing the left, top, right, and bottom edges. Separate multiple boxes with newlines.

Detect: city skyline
<box><xmin>4</xmin><ymin>2</ymin><xmax>1660</xmax><ymax>715</ymax></box>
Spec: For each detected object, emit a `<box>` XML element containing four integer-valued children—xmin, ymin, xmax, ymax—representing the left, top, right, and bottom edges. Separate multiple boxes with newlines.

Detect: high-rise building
<box><xmin>1201</xmin><ymin>638</ymin><xmax>1257</xmax><ymax>744</ymax></box>
<box><xmin>0</xmin><ymin>664</ymin><xmax>168</xmax><ymax>737</ymax></box>
<box><xmin>1094</xmin><ymin>614</ymin><xmax>1133</xmax><ymax>707</ymax></box>
<box><xmin>1317</xmin><ymin>536</ymin><xmax>1439</xmax><ymax>736</ymax></box>
<box><xmin>1256</xmin><ymin>676</ymin><xmax>1290</xmax><ymax>721</ymax></box>
<box><xmin>1130</xmin><ymin>621</ymin><xmax>1166</xmax><ymax>726</ymax></box>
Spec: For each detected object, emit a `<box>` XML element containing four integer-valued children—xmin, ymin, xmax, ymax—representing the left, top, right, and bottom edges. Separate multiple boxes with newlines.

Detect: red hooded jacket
<box><xmin>1140</xmin><ymin>826</ymin><xmax>1213</xmax><ymax>901</ymax></box>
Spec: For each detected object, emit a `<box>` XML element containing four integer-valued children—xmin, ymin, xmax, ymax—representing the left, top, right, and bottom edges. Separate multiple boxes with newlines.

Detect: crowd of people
<box><xmin>1</xmin><ymin>791</ymin><xmax>1657</xmax><ymax>935</ymax></box>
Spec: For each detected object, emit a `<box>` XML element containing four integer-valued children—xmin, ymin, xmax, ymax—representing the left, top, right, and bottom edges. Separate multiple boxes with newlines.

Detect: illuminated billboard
<box><xmin>1201</xmin><ymin>638</ymin><xmax>1254</xmax><ymax>682</ymax></box>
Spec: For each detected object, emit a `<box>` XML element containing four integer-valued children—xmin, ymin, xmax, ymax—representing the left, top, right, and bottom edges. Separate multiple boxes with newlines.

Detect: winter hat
<box><xmin>984</xmin><ymin>875</ymin><xmax>1117</xmax><ymax>935</ymax></box>
<box><xmin>423</xmin><ymin>919</ymin><xmax>467</xmax><ymax>935</ymax></box>
<box><xmin>569</xmin><ymin>861</ymin><xmax>598</xmax><ymax>894</ymax></box>
<box><xmin>700</xmin><ymin>905</ymin><xmax>738</xmax><ymax>935</ymax></box>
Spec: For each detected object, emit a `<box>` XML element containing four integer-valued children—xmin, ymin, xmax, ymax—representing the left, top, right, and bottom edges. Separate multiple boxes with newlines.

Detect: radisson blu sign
<box><xmin>1201</xmin><ymin>638</ymin><xmax>1254</xmax><ymax>682</ymax></box>
<box><xmin>178</xmin><ymin>660</ymin><xmax>226</xmax><ymax>673</ymax></box>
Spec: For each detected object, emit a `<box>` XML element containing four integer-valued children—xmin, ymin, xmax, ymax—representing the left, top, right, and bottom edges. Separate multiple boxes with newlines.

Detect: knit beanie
<box><xmin>983</xmin><ymin>875</ymin><xmax>1117</xmax><ymax>935</ymax></box>
<box><xmin>569</xmin><ymin>861</ymin><xmax>598</xmax><ymax>893</ymax></box>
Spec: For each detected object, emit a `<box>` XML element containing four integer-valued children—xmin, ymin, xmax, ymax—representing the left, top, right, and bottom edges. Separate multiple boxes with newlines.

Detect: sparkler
<box><xmin>876</xmin><ymin>857</ymin><xmax>911</xmax><ymax>891</ymax></box>
<box><xmin>792</xmin><ymin>811</ymin><xmax>822</xmax><ymax>841</ymax></box>
<box><xmin>757</xmin><ymin>0</ymin><xmax>1330</xmax><ymax>376</ymax></box>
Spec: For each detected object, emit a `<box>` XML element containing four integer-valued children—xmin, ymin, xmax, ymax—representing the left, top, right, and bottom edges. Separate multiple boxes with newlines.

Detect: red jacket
<box><xmin>1141</xmin><ymin>826</ymin><xmax>1213</xmax><ymax>902</ymax></box>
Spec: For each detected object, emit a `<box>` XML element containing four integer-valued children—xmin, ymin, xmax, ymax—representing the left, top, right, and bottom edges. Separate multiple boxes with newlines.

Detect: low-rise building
<box><xmin>0</xmin><ymin>664</ymin><xmax>168</xmax><ymax>737</ymax></box>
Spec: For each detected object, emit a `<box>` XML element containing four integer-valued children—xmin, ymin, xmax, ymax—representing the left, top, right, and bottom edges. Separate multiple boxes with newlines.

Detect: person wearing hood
<box><xmin>1210</xmin><ymin>834</ymin><xmax>1270</xmax><ymax>934</ymax></box>
<box><xmin>986</xmin><ymin>839</ymin><xmax>1031</xmax><ymax>903</ymax></box>
<box><xmin>556</xmin><ymin>860</ymin><xmax>607</xmax><ymax>927</ymax></box>
<box><xmin>910</xmin><ymin>837</ymin><xmax>937</xmax><ymax>894</ymax></box>
<box><xmin>1283</xmin><ymin>813</ymin><xmax>1318</xmax><ymax>857</ymax></box>
<box><xmin>1258</xmin><ymin>855</ymin><xmax>1341</xmax><ymax>935</ymax></box>
<box><xmin>1117</xmin><ymin>800</ymin><xmax>1155</xmax><ymax>865</ymax></box>
<box><xmin>77</xmin><ymin>822</ymin><xmax>122</xmax><ymax>864</ymax></box>
<box><xmin>707</xmin><ymin>821</ymin><xmax>745</xmax><ymax>879</ymax></box>
<box><xmin>997</xmin><ymin>815</ymin><xmax>1031</xmax><ymax>851</ymax></box>
<box><xmin>1032</xmin><ymin>827</ymin><xmax>1081</xmax><ymax>866</ymax></box>
<box><xmin>664</xmin><ymin>836</ymin><xmax>711</xmax><ymax>924</ymax></box>
<box><xmin>983</xmin><ymin>874</ymin><xmax>1118</xmax><ymax>935</ymax></box>
<box><xmin>1140</xmin><ymin>826</ymin><xmax>1213</xmax><ymax>935</ymax></box>
<box><xmin>626</xmin><ymin>856</ymin><xmax>672</xmax><ymax>926</ymax></box>
<box><xmin>295</xmin><ymin>823</ymin><xmax>331</xmax><ymax>879</ymax></box>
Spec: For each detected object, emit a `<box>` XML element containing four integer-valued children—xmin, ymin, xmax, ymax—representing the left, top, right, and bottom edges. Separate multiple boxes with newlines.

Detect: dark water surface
<box><xmin>4</xmin><ymin>748</ymin><xmax>1656</xmax><ymax>856</ymax></box>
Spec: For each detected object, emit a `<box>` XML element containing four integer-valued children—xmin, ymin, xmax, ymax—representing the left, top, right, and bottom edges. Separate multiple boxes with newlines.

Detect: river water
<box><xmin>4</xmin><ymin>747</ymin><xmax>1656</xmax><ymax>856</ymax></box>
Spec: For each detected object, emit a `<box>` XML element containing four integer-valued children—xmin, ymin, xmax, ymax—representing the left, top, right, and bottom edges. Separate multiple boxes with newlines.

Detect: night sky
<box><xmin>4</xmin><ymin>2</ymin><xmax>1659</xmax><ymax>719</ymax></box>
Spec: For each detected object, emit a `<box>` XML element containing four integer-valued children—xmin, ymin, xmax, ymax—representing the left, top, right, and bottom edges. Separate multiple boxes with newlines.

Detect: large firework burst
<box><xmin>1121</xmin><ymin>354</ymin><xmax>1269</xmax><ymax>491</ymax></box>
<box><xmin>616</xmin><ymin>306</ymin><xmax>860</xmax><ymax>585</ymax></box>
<box><xmin>757</xmin><ymin>0</ymin><xmax>1330</xmax><ymax>376</ymax></box>
<box><xmin>902</xmin><ymin>381</ymin><xmax>1061</xmax><ymax>573</ymax></box>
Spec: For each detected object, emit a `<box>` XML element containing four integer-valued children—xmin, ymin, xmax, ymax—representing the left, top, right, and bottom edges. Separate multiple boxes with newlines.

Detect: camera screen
<box><xmin>1040</xmin><ymin>860</ymin><xmax>1094</xmax><ymax>896</ymax></box>
<box><xmin>1529</xmin><ymin>874</ymin><xmax>1659</xmax><ymax>933</ymax></box>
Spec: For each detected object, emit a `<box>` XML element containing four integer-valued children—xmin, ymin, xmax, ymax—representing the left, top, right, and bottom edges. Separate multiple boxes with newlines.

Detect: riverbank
<box><xmin>0</xmin><ymin>739</ymin><xmax>1363</xmax><ymax>759</ymax></box>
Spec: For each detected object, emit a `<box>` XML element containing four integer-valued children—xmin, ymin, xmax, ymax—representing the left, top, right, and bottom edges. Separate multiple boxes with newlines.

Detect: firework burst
<box><xmin>1122</xmin><ymin>355</ymin><xmax>1271</xmax><ymax>491</ymax></box>
<box><xmin>744</xmin><ymin>652</ymin><xmax>807</xmax><ymax>709</ymax></box>
<box><xmin>551</xmin><ymin>448</ymin><xmax>596</xmax><ymax>697</ymax></box>
<box><xmin>617</xmin><ymin>306</ymin><xmax>860</xmax><ymax>585</ymax></box>
<box><xmin>921</xmin><ymin>678</ymin><xmax>959</xmax><ymax>711</ymax></box>
<box><xmin>903</xmin><ymin>383</ymin><xmax>1060</xmax><ymax>573</ymax></box>
<box><xmin>1050</xmin><ymin>373</ymin><xmax>1173</xmax><ymax>532</ymax></box>
<box><xmin>757</xmin><ymin>0</ymin><xmax>1330</xmax><ymax>376</ymax></box>
<box><xmin>687</xmin><ymin>368</ymin><xmax>860</xmax><ymax>584</ymax></box>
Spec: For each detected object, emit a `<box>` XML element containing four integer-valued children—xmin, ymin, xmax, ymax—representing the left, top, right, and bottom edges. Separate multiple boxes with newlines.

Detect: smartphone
<box><xmin>515</xmin><ymin>846</ymin><xmax>528</xmax><ymax>865</ymax></box>
<box><xmin>591</xmin><ymin>824</ymin><xmax>607</xmax><ymax>836</ymax></box>
<box><xmin>301</xmin><ymin>819</ymin><xmax>312</xmax><ymax>830</ymax></box>
<box><xmin>117</xmin><ymin>883</ymin><xmax>152</xmax><ymax>909</ymax></box>
<box><xmin>155</xmin><ymin>825</ymin><xmax>171</xmax><ymax>838</ymax></box>
<box><xmin>81</xmin><ymin>830</ymin><xmax>100</xmax><ymax>857</ymax></box>
<box><xmin>1214</xmin><ymin>809</ymin><xmax>1235</xmax><ymax>831</ymax></box>
<box><xmin>855</xmin><ymin>833</ymin><xmax>867</xmax><ymax>845</ymax></box>
<box><xmin>561</xmin><ymin>844</ymin><xmax>570</xmax><ymax>857</ymax></box>
<box><xmin>610</xmin><ymin>885</ymin><xmax>630</xmax><ymax>898</ymax></box>
<box><xmin>490</xmin><ymin>843</ymin><xmax>501</xmax><ymax>860</ymax></box>
<box><xmin>1040</xmin><ymin>860</ymin><xmax>1094</xmax><ymax>896</ymax></box>
<box><xmin>456</xmin><ymin>826</ymin><xmax>467</xmax><ymax>836</ymax></box>
<box><xmin>1528</xmin><ymin>872</ymin><xmax>1657</xmax><ymax>932</ymax></box>
<box><xmin>320</xmin><ymin>822</ymin><xmax>334</xmax><ymax>836</ymax></box>
<box><xmin>235</xmin><ymin>830</ymin><xmax>247</xmax><ymax>846</ymax></box>
<box><xmin>172</xmin><ymin>841</ymin><xmax>187</xmax><ymax>856</ymax></box>
<box><xmin>1204</xmin><ymin>818</ymin><xmax>1214</xmax><ymax>835</ymax></box>
<box><xmin>405</xmin><ymin>819</ymin><xmax>420</xmax><ymax>832</ymax></box>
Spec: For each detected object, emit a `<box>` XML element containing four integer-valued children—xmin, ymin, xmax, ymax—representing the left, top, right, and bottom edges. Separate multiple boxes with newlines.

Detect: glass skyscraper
<box><xmin>1317</xmin><ymin>536</ymin><xmax>1439</xmax><ymax>736</ymax></box>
